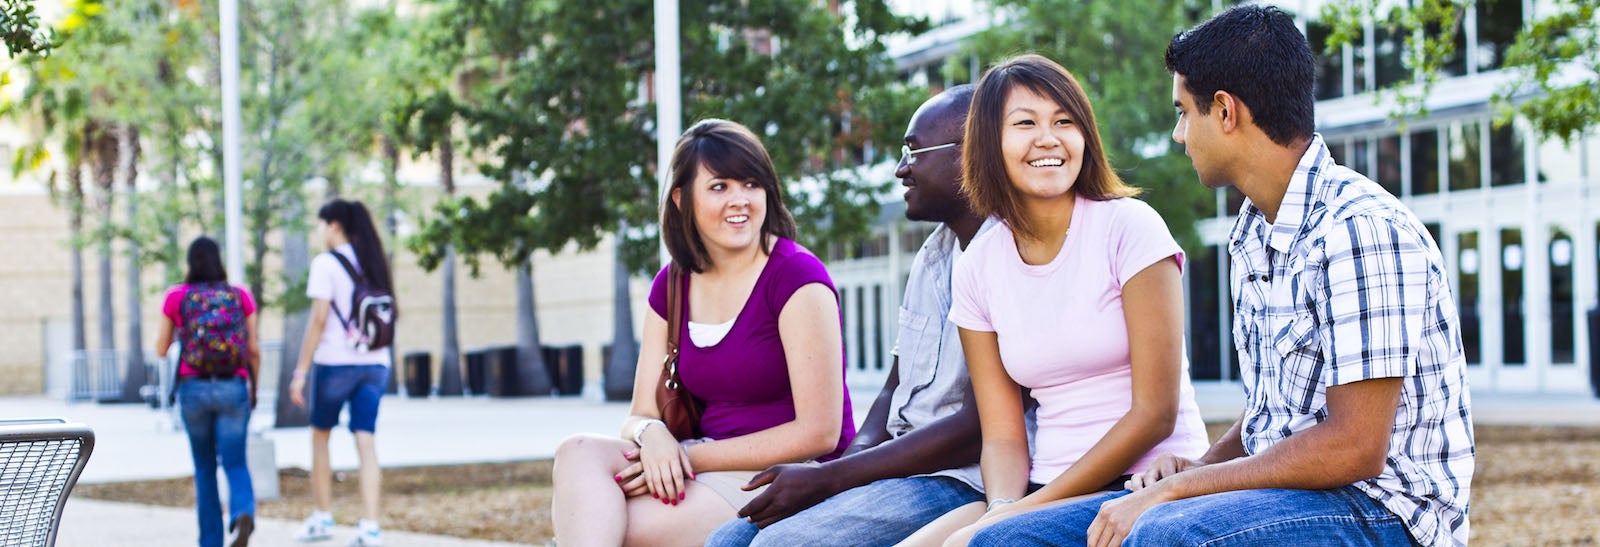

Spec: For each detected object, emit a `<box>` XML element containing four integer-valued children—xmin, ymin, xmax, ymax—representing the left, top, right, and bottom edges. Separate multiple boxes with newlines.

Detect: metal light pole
<box><xmin>655</xmin><ymin>0</ymin><xmax>681</xmax><ymax>268</ymax></box>
<box><xmin>221</xmin><ymin>0</ymin><xmax>244</xmax><ymax>283</ymax></box>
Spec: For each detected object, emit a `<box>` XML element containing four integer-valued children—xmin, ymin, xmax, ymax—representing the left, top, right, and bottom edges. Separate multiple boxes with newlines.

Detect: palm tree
<box><xmin>88</xmin><ymin>121</ymin><xmax>119</xmax><ymax>377</ymax></box>
<box><xmin>120</xmin><ymin>125</ymin><xmax>148</xmax><ymax>401</ymax></box>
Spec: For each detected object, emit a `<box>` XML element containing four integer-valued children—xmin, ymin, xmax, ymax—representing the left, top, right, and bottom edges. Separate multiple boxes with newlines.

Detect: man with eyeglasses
<box><xmin>705</xmin><ymin>85</ymin><xmax>1004</xmax><ymax>546</ymax></box>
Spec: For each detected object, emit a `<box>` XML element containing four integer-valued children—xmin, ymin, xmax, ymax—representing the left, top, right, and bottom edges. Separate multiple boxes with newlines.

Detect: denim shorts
<box><xmin>310</xmin><ymin>364</ymin><xmax>389</xmax><ymax>432</ymax></box>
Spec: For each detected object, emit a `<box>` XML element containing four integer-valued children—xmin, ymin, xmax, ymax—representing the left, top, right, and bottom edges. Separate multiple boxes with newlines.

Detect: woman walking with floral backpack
<box><xmin>288</xmin><ymin>199</ymin><xmax>397</xmax><ymax>547</ymax></box>
<box><xmin>155</xmin><ymin>236</ymin><xmax>260</xmax><ymax>547</ymax></box>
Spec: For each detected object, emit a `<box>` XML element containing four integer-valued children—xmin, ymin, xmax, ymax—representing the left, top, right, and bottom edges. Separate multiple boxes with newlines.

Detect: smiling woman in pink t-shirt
<box><xmin>912</xmin><ymin>54</ymin><xmax>1208</xmax><ymax>547</ymax></box>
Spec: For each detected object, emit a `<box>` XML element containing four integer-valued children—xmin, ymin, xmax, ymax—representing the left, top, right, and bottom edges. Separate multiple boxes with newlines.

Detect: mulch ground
<box><xmin>76</xmin><ymin>424</ymin><xmax>1600</xmax><ymax>546</ymax></box>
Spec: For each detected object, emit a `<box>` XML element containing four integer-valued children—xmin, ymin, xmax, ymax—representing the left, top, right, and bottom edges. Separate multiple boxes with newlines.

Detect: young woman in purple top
<box><xmin>552</xmin><ymin>119</ymin><xmax>855</xmax><ymax>547</ymax></box>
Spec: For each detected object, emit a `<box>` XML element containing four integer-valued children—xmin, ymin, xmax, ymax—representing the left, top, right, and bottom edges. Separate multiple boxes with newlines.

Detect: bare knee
<box><xmin>554</xmin><ymin>433</ymin><xmax>624</xmax><ymax>478</ymax></box>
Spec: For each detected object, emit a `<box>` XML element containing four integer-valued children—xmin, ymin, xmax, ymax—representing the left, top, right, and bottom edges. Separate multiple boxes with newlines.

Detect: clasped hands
<box><xmin>615</xmin><ymin>423</ymin><xmax>695</xmax><ymax>505</ymax></box>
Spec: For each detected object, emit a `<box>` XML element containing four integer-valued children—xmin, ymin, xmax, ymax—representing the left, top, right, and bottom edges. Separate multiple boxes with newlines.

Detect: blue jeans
<box><xmin>309</xmin><ymin>364</ymin><xmax>389</xmax><ymax>432</ymax></box>
<box><xmin>706</xmin><ymin>475</ymin><xmax>984</xmax><ymax>547</ymax></box>
<box><xmin>178</xmin><ymin>377</ymin><xmax>255</xmax><ymax>547</ymax></box>
<box><xmin>969</xmin><ymin>486</ymin><xmax>1415</xmax><ymax>546</ymax></box>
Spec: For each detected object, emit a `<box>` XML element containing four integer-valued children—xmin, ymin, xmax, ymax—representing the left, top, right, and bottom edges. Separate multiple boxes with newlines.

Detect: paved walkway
<box><xmin>57</xmin><ymin>498</ymin><xmax>527</xmax><ymax>546</ymax></box>
<box><xmin>21</xmin><ymin>382</ymin><xmax>1600</xmax><ymax>546</ymax></box>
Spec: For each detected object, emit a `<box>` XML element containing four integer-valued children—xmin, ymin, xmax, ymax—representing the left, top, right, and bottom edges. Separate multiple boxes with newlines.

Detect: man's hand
<box><xmin>1125</xmin><ymin>453</ymin><xmax>1203</xmax><ymax>491</ymax></box>
<box><xmin>1087</xmin><ymin>485</ymin><xmax>1172</xmax><ymax>547</ymax></box>
<box><xmin>735</xmin><ymin>462</ymin><xmax>841</xmax><ymax>528</ymax></box>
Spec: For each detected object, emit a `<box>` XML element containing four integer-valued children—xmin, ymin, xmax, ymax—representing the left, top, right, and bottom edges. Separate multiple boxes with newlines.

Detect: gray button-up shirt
<box><xmin>889</xmin><ymin>218</ymin><xmax>1030</xmax><ymax>493</ymax></box>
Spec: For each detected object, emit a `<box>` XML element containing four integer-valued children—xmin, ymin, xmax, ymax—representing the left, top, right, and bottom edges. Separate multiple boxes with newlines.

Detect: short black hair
<box><xmin>1165</xmin><ymin>4</ymin><xmax>1315</xmax><ymax>146</ymax></box>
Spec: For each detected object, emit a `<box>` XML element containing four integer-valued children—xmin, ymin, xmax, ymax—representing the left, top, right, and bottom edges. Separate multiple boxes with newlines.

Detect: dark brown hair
<box><xmin>962</xmin><ymin>54</ymin><xmax>1139</xmax><ymax>241</ymax></box>
<box><xmin>661</xmin><ymin>119</ymin><xmax>797</xmax><ymax>273</ymax></box>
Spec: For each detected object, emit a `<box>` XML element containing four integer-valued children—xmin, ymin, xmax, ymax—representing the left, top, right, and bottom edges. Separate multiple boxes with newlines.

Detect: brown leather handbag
<box><xmin>655</xmin><ymin>264</ymin><xmax>704</xmax><ymax>439</ymax></box>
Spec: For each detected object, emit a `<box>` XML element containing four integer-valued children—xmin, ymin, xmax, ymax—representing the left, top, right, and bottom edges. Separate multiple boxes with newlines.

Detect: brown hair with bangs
<box><xmin>661</xmin><ymin>119</ymin><xmax>798</xmax><ymax>273</ymax></box>
<box><xmin>962</xmin><ymin>54</ymin><xmax>1139</xmax><ymax>241</ymax></box>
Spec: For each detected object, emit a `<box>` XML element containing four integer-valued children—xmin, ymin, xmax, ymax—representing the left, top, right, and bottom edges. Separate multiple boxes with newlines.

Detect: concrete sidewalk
<box><xmin>56</xmin><ymin>498</ymin><xmax>530</xmax><ymax>546</ymax></box>
<box><xmin>22</xmin><ymin>382</ymin><xmax>1600</xmax><ymax>546</ymax></box>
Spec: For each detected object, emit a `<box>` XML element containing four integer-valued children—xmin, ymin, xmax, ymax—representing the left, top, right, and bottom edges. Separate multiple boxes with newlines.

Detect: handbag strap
<box><xmin>664</xmin><ymin>264</ymin><xmax>685</xmax><ymax>385</ymax></box>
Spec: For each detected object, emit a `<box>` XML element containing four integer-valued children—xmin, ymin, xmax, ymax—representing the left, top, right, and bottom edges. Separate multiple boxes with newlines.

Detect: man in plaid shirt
<box><xmin>969</xmin><ymin>5</ymin><xmax>1474</xmax><ymax>547</ymax></box>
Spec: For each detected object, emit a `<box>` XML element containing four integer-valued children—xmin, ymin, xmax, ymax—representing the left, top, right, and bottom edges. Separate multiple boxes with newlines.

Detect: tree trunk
<box><xmin>437</xmin><ymin>138</ymin><xmax>464</xmax><ymax>395</ymax></box>
<box><xmin>121</xmin><ymin>125</ymin><xmax>148</xmax><ymax>402</ymax></box>
<box><xmin>275</xmin><ymin>189</ymin><xmax>312</xmax><ymax>427</ymax></box>
<box><xmin>87</xmin><ymin>122</ymin><xmax>118</xmax><ymax>402</ymax></box>
<box><xmin>382</xmin><ymin>133</ymin><xmax>399</xmax><ymax>394</ymax></box>
<box><xmin>69</xmin><ymin>130</ymin><xmax>87</xmax><ymax>353</ymax></box>
<box><xmin>437</xmin><ymin>245</ymin><xmax>463</xmax><ymax>395</ymax></box>
<box><xmin>605</xmin><ymin>227</ymin><xmax>639</xmax><ymax>401</ymax></box>
<box><xmin>516</xmin><ymin>259</ymin><xmax>550</xmax><ymax>395</ymax></box>
<box><xmin>92</xmin><ymin>123</ymin><xmax>118</xmax><ymax>360</ymax></box>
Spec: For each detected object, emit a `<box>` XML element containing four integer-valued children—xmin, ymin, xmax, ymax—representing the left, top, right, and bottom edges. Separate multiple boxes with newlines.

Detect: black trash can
<box><xmin>403</xmin><ymin>352</ymin><xmax>432</xmax><ymax>398</ymax></box>
<box><xmin>542</xmin><ymin>344</ymin><xmax>584</xmax><ymax>396</ymax></box>
<box><xmin>541</xmin><ymin>346</ymin><xmax>562</xmax><ymax>395</ymax></box>
<box><xmin>1588</xmin><ymin>307</ymin><xmax>1600</xmax><ymax>398</ymax></box>
<box><xmin>465</xmin><ymin>349</ymin><xmax>489</xmax><ymax>396</ymax></box>
<box><xmin>486</xmin><ymin>345</ymin><xmax>521</xmax><ymax>397</ymax></box>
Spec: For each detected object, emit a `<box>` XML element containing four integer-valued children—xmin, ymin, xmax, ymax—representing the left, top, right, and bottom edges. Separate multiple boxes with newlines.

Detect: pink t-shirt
<box><xmin>950</xmin><ymin>195</ymin><xmax>1208</xmax><ymax>484</ymax></box>
<box><xmin>162</xmin><ymin>283</ymin><xmax>257</xmax><ymax>378</ymax></box>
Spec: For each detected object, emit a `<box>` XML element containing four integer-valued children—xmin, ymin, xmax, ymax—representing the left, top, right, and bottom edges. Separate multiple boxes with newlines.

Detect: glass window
<box><xmin>1476</xmin><ymin>0</ymin><xmax>1523</xmax><ymax>72</ymax></box>
<box><xmin>1537</xmin><ymin>133</ymin><xmax>1584</xmax><ymax>183</ymax></box>
<box><xmin>1374</xmin><ymin>25</ymin><xmax>1409</xmax><ymax>88</ymax></box>
<box><xmin>1501</xmin><ymin>228</ymin><xmax>1525</xmax><ymax>365</ymax></box>
<box><xmin>1489</xmin><ymin>123</ymin><xmax>1525</xmax><ymax>187</ymax></box>
<box><xmin>1458</xmin><ymin>231</ymin><xmax>1482</xmax><ymax>365</ymax></box>
<box><xmin>1425</xmin><ymin>17</ymin><xmax>1469</xmax><ymax>76</ymax></box>
<box><xmin>1448</xmin><ymin>121</ymin><xmax>1483</xmax><ymax>191</ymax></box>
<box><xmin>1307</xmin><ymin>21</ymin><xmax>1346</xmax><ymax>100</ymax></box>
<box><xmin>1411</xmin><ymin>129</ymin><xmax>1441</xmax><ymax>195</ymax></box>
<box><xmin>1375</xmin><ymin>134</ymin><xmax>1403</xmax><ymax>196</ymax></box>
<box><xmin>1226</xmin><ymin>186</ymin><xmax>1247</xmax><ymax>215</ymax></box>
<box><xmin>1187</xmin><ymin>246</ymin><xmax>1223</xmax><ymax>381</ymax></box>
<box><xmin>1353</xmin><ymin>27</ymin><xmax>1370</xmax><ymax>92</ymax></box>
<box><xmin>1551</xmin><ymin>227</ymin><xmax>1575</xmax><ymax>364</ymax></box>
<box><xmin>1348</xmin><ymin>138</ymin><xmax>1373</xmax><ymax>181</ymax></box>
<box><xmin>1328</xmin><ymin>142</ymin><xmax>1349</xmax><ymax>166</ymax></box>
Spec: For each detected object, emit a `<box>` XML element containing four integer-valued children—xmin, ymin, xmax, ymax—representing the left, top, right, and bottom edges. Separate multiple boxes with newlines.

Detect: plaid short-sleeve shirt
<box><xmin>1227</xmin><ymin>135</ymin><xmax>1475</xmax><ymax>547</ymax></box>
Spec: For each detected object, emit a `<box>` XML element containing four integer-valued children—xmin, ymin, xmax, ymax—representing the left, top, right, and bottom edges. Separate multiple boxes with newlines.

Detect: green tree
<box><xmin>2</xmin><ymin>0</ymin><xmax>54</xmax><ymax>57</ymax></box>
<box><xmin>408</xmin><ymin>0</ymin><xmax>928</xmax><ymax>393</ymax></box>
<box><xmin>958</xmin><ymin>0</ymin><xmax>1214</xmax><ymax>249</ymax></box>
<box><xmin>1322</xmin><ymin>0</ymin><xmax>1600</xmax><ymax>142</ymax></box>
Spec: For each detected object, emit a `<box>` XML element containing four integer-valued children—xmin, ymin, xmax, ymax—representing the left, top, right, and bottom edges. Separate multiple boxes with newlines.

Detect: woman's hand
<box><xmin>635</xmin><ymin>422</ymin><xmax>696</xmax><ymax>504</ymax></box>
<box><xmin>289</xmin><ymin>372</ymin><xmax>308</xmax><ymax>407</ymax></box>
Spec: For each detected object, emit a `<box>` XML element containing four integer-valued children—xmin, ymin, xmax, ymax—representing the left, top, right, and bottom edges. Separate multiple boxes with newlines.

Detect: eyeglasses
<box><xmin>900</xmin><ymin>142</ymin><xmax>960</xmax><ymax>165</ymax></box>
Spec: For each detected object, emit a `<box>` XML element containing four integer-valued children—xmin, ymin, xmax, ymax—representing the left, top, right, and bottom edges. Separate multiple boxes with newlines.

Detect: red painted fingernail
<box><xmin>661</xmin><ymin>498</ymin><xmax>669</xmax><ymax>505</ymax></box>
<box><xmin>679</xmin><ymin>492</ymin><xmax>685</xmax><ymax>500</ymax></box>
<box><xmin>613</xmin><ymin>475</ymin><xmax>622</xmax><ymax>482</ymax></box>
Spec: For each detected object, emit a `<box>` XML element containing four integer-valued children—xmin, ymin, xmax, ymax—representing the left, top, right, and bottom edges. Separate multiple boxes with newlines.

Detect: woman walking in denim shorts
<box><xmin>156</xmin><ymin>236</ymin><xmax>261</xmax><ymax>547</ymax></box>
<box><xmin>288</xmin><ymin>199</ymin><xmax>396</xmax><ymax>546</ymax></box>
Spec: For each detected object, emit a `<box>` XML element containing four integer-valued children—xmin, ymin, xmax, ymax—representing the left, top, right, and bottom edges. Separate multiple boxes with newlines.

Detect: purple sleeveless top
<box><xmin>649</xmin><ymin>238</ymin><xmax>855</xmax><ymax>461</ymax></box>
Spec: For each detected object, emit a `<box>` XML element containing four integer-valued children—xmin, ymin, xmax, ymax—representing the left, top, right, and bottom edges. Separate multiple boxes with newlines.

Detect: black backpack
<box><xmin>329</xmin><ymin>252</ymin><xmax>396</xmax><ymax>351</ymax></box>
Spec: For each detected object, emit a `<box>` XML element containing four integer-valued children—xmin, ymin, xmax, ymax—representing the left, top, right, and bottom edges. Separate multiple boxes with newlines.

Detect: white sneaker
<box><xmin>294</xmin><ymin>511</ymin><xmax>335</xmax><ymax>543</ymax></box>
<box><xmin>348</xmin><ymin>519</ymin><xmax>382</xmax><ymax>546</ymax></box>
